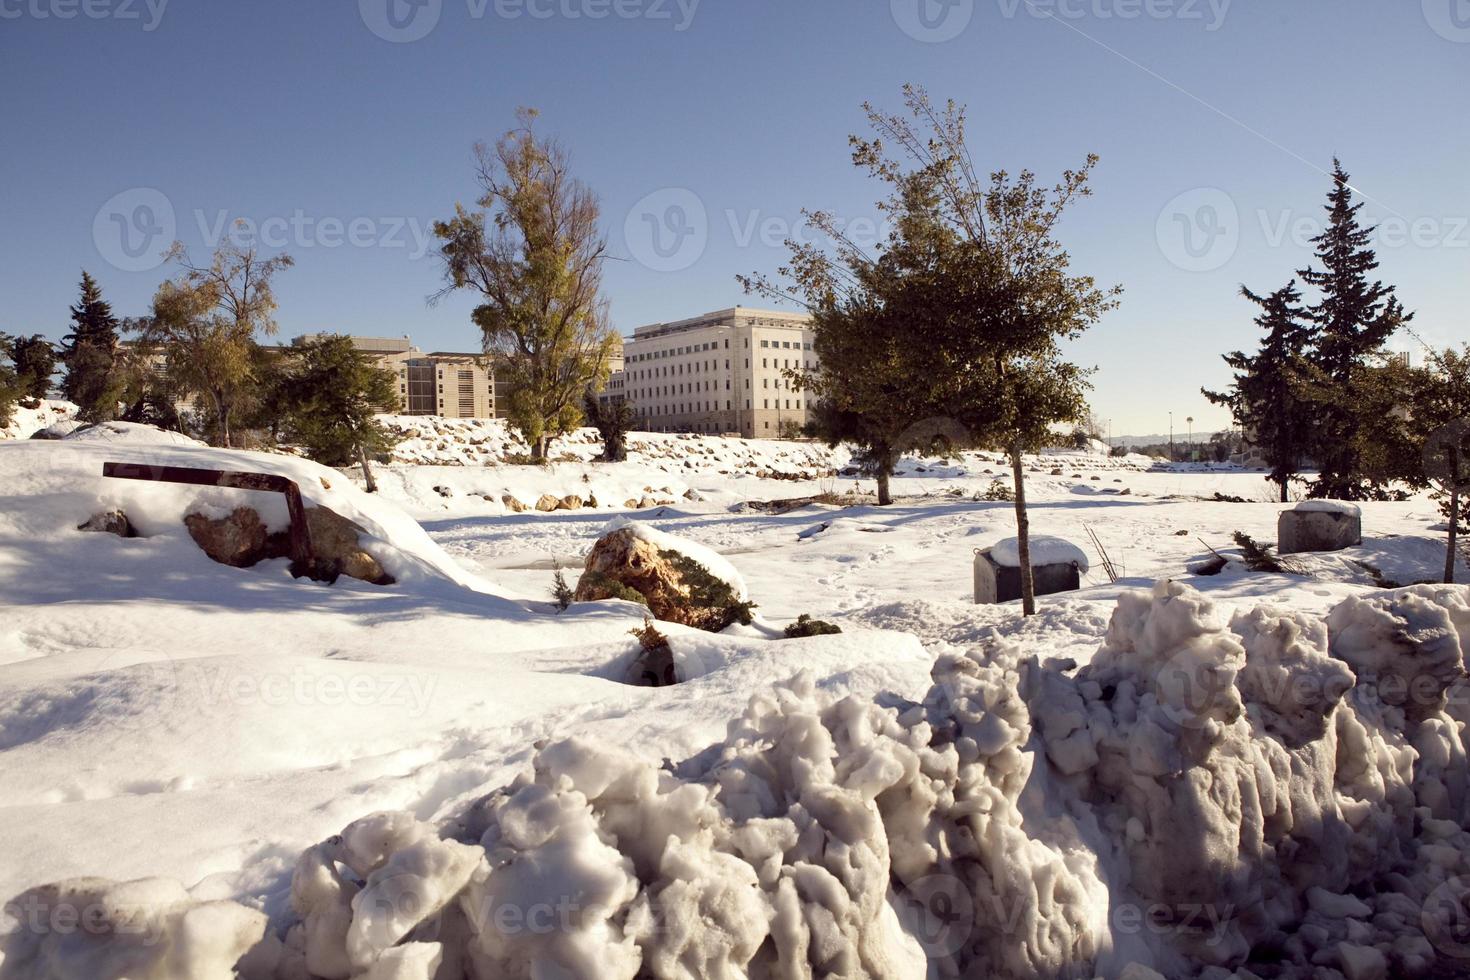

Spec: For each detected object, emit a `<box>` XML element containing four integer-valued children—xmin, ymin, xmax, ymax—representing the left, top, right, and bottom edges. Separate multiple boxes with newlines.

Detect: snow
<box><xmin>1</xmin><ymin>398</ymin><xmax>77</xmax><ymax>440</ymax></box>
<box><xmin>1295</xmin><ymin>499</ymin><xmax>1364</xmax><ymax>516</ymax></box>
<box><xmin>2</xmin><ymin>427</ymin><xmax>1469</xmax><ymax>978</ymax></box>
<box><xmin>990</xmin><ymin>534</ymin><xmax>1091</xmax><ymax>572</ymax></box>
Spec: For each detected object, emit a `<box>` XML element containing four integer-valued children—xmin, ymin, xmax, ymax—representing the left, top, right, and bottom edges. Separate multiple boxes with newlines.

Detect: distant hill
<box><xmin>1111</xmin><ymin>431</ymin><xmax>1227</xmax><ymax>449</ymax></box>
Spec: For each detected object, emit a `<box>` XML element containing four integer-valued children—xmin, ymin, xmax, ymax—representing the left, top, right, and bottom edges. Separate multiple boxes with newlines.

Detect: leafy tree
<box><xmin>583</xmin><ymin>389</ymin><xmax>634</xmax><ymax>462</ymax></box>
<box><xmin>1298</xmin><ymin>161</ymin><xmax>1412</xmax><ymax>499</ymax></box>
<box><xmin>60</xmin><ymin>271</ymin><xmax>125</xmax><ymax>421</ymax></box>
<box><xmin>1406</xmin><ymin>347</ymin><xmax>1470</xmax><ymax>582</ymax></box>
<box><xmin>7</xmin><ymin>335</ymin><xmax>56</xmax><ymax>401</ymax></box>
<box><xmin>434</xmin><ymin>108</ymin><xmax>619</xmax><ymax>461</ymax></box>
<box><xmin>279</xmin><ymin>335</ymin><xmax>401</xmax><ymax>489</ymax></box>
<box><xmin>854</xmin><ymin>87</ymin><xmax>1118</xmax><ymax>615</ymax></box>
<box><xmin>1203</xmin><ymin>281</ymin><xmax>1314</xmax><ymax>501</ymax></box>
<box><xmin>142</xmin><ymin>239</ymin><xmax>293</xmax><ymax>447</ymax></box>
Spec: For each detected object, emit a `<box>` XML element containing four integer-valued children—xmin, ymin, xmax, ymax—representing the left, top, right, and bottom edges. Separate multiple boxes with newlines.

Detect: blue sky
<box><xmin>2</xmin><ymin>0</ymin><xmax>1466</xmax><ymax>435</ymax></box>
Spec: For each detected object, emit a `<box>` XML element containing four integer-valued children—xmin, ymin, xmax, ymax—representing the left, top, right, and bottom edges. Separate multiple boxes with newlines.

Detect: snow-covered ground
<box><xmin>2</xmin><ymin>418</ymin><xmax>1468</xmax><ymax>978</ymax></box>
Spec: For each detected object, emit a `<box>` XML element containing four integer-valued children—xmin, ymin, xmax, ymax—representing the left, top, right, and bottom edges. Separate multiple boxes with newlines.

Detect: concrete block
<box><xmin>1278</xmin><ymin>502</ymin><xmax>1362</xmax><ymax>555</ymax></box>
<box><xmin>974</xmin><ymin>549</ymin><xmax>1082</xmax><ymax>604</ymax></box>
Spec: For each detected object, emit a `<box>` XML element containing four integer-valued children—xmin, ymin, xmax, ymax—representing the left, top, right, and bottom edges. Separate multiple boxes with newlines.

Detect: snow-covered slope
<box><xmin>0</xmin><ymin>398</ymin><xmax>77</xmax><ymax>440</ymax></box>
<box><xmin>3</xmin><ymin>432</ymin><xmax>1469</xmax><ymax>979</ymax></box>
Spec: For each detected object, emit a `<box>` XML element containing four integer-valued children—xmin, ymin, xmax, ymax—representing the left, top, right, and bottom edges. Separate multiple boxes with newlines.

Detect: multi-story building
<box><xmin>612</xmin><ymin>307</ymin><xmax>817</xmax><ymax>437</ymax></box>
<box><xmin>290</xmin><ymin>335</ymin><xmax>497</xmax><ymax>419</ymax></box>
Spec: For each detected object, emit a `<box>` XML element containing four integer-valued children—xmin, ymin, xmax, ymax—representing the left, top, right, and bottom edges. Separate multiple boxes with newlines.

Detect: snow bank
<box><xmin>60</xmin><ymin>421</ymin><xmax>206</xmax><ymax>447</ymax></box>
<box><xmin>0</xmin><ymin>399</ymin><xmax>77</xmax><ymax>441</ymax></box>
<box><xmin>991</xmin><ymin>535</ymin><xmax>1091</xmax><ymax>573</ymax></box>
<box><xmin>9</xmin><ymin>580</ymin><xmax>1470</xmax><ymax>978</ymax></box>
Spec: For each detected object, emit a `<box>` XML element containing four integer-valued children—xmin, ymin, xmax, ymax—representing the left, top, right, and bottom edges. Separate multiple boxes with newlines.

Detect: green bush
<box><xmin>784</xmin><ymin>614</ymin><xmax>842</xmax><ymax>638</ymax></box>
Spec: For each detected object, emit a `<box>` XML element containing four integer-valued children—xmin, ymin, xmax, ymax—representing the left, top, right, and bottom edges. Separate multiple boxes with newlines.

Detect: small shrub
<box><xmin>784</xmin><ymin>614</ymin><xmax>842</xmax><ymax>638</ymax></box>
<box><xmin>1231</xmin><ymin>531</ymin><xmax>1301</xmax><ymax>574</ymax></box>
<box><xmin>659</xmin><ymin>549</ymin><xmax>756</xmax><ymax>629</ymax></box>
<box><xmin>978</xmin><ymin>480</ymin><xmax>1013</xmax><ymax>502</ymax></box>
<box><xmin>580</xmin><ymin>571</ymin><xmax>649</xmax><ymax>607</ymax></box>
<box><xmin>551</xmin><ymin>561</ymin><xmax>574</xmax><ymax>611</ymax></box>
<box><xmin>629</xmin><ymin>616</ymin><xmax>670</xmax><ymax>653</ymax></box>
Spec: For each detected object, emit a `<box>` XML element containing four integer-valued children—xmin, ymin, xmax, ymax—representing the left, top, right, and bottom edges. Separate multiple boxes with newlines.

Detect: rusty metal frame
<box><xmin>102</xmin><ymin>461</ymin><xmax>316</xmax><ymax>565</ymax></box>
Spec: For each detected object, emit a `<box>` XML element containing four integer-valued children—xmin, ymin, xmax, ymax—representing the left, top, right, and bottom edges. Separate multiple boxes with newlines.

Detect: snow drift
<box><xmin>8</xmin><ymin>579</ymin><xmax>1470</xmax><ymax>979</ymax></box>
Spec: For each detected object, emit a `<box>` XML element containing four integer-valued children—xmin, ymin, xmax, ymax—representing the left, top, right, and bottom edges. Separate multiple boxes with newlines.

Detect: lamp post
<box><xmin>1187</xmin><ymin>416</ymin><xmax>1194</xmax><ymax>461</ymax></box>
<box><xmin>1169</xmin><ymin>412</ymin><xmax>1174</xmax><ymax>462</ymax></box>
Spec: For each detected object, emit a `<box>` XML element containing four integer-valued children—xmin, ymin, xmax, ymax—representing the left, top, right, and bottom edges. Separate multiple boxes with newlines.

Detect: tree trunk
<box><xmin>1446</xmin><ymin>485</ymin><xmax>1459</xmax><ymax>585</ymax></box>
<box><xmin>1280</xmin><ymin>478</ymin><xmax>1289</xmax><ymax>503</ymax></box>
<box><xmin>1011</xmin><ymin>444</ymin><xmax>1036</xmax><ymax>616</ymax></box>
<box><xmin>877</xmin><ymin>466</ymin><xmax>892</xmax><ymax>506</ymax></box>
<box><xmin>535</xmin><ymin>434</ymin><xmax>549</xmax><ymax>462</ymax></box>
<box><xmin>357</xmin><ymin>443</ymin><xmax>378</xmax><ymax>494</ymax></box>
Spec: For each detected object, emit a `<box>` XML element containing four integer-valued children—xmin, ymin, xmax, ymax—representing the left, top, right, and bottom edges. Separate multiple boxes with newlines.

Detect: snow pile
<box><xmin>1030</xmin><ymin>580</ymin><xmax>1470</xmax><ymax>975</ymax></box>
<box><xmin>990</xmin><ymin>535</ymin><xmax>1091</xmax><ymax>572</ymax></box>
<box><xmin>59</xmin><ymin>421</ymin><xmax>205</xmax><ymax>447</ymax></box>
<box><xmin>7</xmin><ymin>579</ymin><xmax>1470</xmax><ymax>978</ymax></box>
<box><xmin>0</xmin><ymin>399</ymin><xmax>76</xmax><ymax>440</ymax></box>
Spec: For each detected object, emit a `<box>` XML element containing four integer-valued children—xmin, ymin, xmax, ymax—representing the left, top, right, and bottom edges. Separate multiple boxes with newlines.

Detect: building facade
<box><xmin>611</xmin><ymin>307</ymin><xmax>817</xmax><ymax>438</ymax></box>
<box><xmin>291</xmin><ymin>335</ymin><xmax>497</xmax><ymax>419</ymax></box>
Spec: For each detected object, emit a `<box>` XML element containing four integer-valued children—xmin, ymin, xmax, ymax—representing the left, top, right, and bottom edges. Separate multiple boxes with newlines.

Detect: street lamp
<box><xmin>1169</xmin><ymin>412</ymin><xmax>1174</xmax><ymax>461</ymax></box>
<box><xmin>1187</xmin><ymin>416</ymin><xmax>1194</xmax><ymax>461</ymax></box>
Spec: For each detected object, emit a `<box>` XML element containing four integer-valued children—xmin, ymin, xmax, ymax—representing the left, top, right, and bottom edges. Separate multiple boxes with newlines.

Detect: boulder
<box><xmin>1279</xmin><ymin>501</ymin><xmax>1362</xmax><ymax>554</ymax></box>
<box><xmin>185</xmin><ymin>507</ymin><xmax>271</xmax><ymax>568</ymax></box>
<box><xmin>557</xmin><ymin>494</ymin><xmax>584</xmax><ymax>511</ymax></box>
<box><xmin>502</xmin><ymin>495</ymin><xmax>526</xmax><ymax>513</ymax></box>
<box><xmin>183</xmin><ymin>505</ymin><xmax>393</xmax><ymax>585</ymax></box>
<box><xmin>574</xmin><ymin>527</ymin><xmax>752</xmax><ymax>632</ymax></box>
<box><xmin>303</xmin><ymin>507</ymin><xmax>394</xmax><ymax>586</ymax></box>
<box><xmin>77</xmin><ymin>510</ymin><xmax>136</xmax><ymax>538</ymax></box>
<box><xmin>623</xmin><ymin>498</ymin><xmax>640</xmax><ymax>509</ymax></box>
<box><xmin>535</xmin><ymin>494</ymin><xmax>560</xmax><ymax>513</ymax></box>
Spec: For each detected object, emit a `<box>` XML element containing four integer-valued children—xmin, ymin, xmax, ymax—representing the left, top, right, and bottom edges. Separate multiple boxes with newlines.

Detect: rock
<box><xmin>683</xmin><ymin>488</ymin><xmax>702</xmax><ymax>501</ymax></box>
<box><xmin>185</xmin><ymin>507</ymin><xmax>271</xmax><ymax>568</ymax></box>
<box><xmin>1335</xmin><ymin>942</ymin><xmax>1386</xmax><ymax>980</ymax></box>
<box><xmin>535</xmin><ymin>494</ymin><xmax>560</xmax><ymax>513</ymax></box>
<box><xmin>184</xmin><ymin>505</ymin><xmax>393</xmax><ymax>585</ymax></box>
<box><xmin>77</xmin><ymin>510</ymin><xmax>136</xmax><ymax>538</ymax></box>
<box><xmin>573</xmin><ymin>527</ymin><xmax>752</xmax><ymax>632</ymax></box>
<box><xmin>557</xmin><ymin>495</ymin><xmax>584</xmax><ymax>511</ymax></box>
<box><xmin>434</xmin><ymin>485</ymin><xmax>453</xmax><ymax>498</ymax></box>
<box><xmin>502</xmin><ymin>495</ymin><xmax>526</xmax><ymax>513</ymax></box>
<box><xmin>303</xmin><ymin>507</ymin><xmax>394</xmax><ymax>586</ymax></box>
<box><xmin>638</xmin><ymin>495</ymin><xmax>658</xmax><ymax>509</ymax></box>
<box><xmin>624</xmin><ymin>498</ymin><xmax>640</xmax><ymax>509</ymax></box>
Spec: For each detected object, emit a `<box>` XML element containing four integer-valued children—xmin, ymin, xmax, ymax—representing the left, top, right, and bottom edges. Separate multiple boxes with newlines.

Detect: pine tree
<box><xmin>8</xmin><ymin>335</ymin><xmax>57</xmax><ymax>401</ymax></box>
<box><xmin>60</xmin><ymin>271</ymin><xmax>124</xmax><ymax>421</ymax></box>
<box><xmin>0</xmin><ymin>336</ymin><xmax>22</xmax><ymax>427</ymax></box>
<box><xmin>1407</xmin><ymin>347</ymin><xmax>1470</xmax><ymax>583</ymax></box>
<box><xmin>1203</xmin><ymin>281</ymin><xmax>1313</xmax><ymax>501</ymax></box>
<box><xmin>1298</xmin><ymin>161</ymin><xmax>1412</xmax><ymax>499</ymax></box>
<box><xmin>279</xmin><ymin>335</ymin><xmax>402</xmax><ymax>489</ymax></box>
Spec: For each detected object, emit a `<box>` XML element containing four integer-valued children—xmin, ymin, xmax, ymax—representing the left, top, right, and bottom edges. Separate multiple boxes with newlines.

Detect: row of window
<box><xmin>633</xmin><ymin>398</ymin><xmax>803</xmax><ymax>416</ymax></box>
<box><xmin>627</xmin><ymin>335</ymin><xmax>812</xmax><ymax>363</ymax></box>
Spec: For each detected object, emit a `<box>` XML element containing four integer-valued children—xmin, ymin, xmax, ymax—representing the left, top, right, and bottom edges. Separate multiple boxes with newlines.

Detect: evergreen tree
<box><xmin>60</xmin><ymin>271</ymin><xmax>124</xmax><ymax>421</ymax></box>
<box><xmin>9</xmin><ymin>335</ymin><xmax>57</xmax><ymax>401</ymax></box>
<box><xmin>583</xmin><ymin>389</ymin><xmax>635</xmax><ymax>462</ymax></box>
<box><xmin>1203</xmin><ymin>281</ymin><xmax>1313</xmax><ymax>501</ymax></box>
<box><xmin>1298</xmin><ymin>161</ymin><xmax>1412</xmax><ymax>499</ymax></box>
<box><xmin>279</xmin><ymin>335</ymin><xmax>402</xmax><ymax>489</ymax></box>
<box><xmin>434</xmin><ymin>109</ymin><xmax>619</xmax><ymax>461</ymax></box>
<box><xmin>0</xmin><ymin>336</ymin><xmax>22</xmax><ymax>427</ymax></box>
